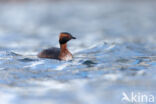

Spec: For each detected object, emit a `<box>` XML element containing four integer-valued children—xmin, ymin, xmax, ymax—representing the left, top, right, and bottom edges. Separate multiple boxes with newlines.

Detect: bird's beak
<box><xmin>71</xmin><ymin>36</ymin><xmax>76</xmax><ymax>39</ymax></box>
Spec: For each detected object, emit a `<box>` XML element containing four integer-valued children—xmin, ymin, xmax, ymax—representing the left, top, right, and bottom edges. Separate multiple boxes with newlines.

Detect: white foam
<box><xmin>56</xmin><ymin>63</ymin><xmax>69</xmax><ymax>70</ymax></box>
<box><xmin>103</xmin><ymin>73</ymin><xmax>122</xmax><ymax>81</ymax></box>
<box><xmin>24</xmin><ymin>60</ymin><xmax>44</xmax><ymax>68</ymax></box>
<box><xmin>0</xmin><ymin>91</ymin><xmax>15</xmax><ymax>104</ymax></box>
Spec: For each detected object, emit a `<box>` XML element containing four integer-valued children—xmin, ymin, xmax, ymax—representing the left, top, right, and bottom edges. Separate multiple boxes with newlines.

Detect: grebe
<box><xmin>38</xmin><ymin>32</ymin><xmax>76</xmax><ymax>61</ymax></box>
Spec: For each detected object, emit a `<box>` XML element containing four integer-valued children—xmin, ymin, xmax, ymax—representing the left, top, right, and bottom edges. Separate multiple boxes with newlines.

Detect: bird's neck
<box><xmin>59</xmin><ymin>43</ymin><xmax>73</xmax><ymax>61</ymax></box>
<box><xmin>60</xmin><ymin>43</ymin><xmax>68</xmax><ymax>52</ymax></box>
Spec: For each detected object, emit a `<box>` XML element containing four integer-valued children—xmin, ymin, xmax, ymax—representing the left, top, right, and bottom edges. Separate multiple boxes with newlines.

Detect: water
<box><xmin>0</xmin><ymin>1</ymin><xmax>156</xmax><ymax>104</ymax></box>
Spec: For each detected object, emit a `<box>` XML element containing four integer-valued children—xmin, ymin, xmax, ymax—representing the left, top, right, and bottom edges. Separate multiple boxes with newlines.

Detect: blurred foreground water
<box><xmin>0</xmin><ymin>1</ymin><xmax>156</xmax><ymax>104</ymax></box>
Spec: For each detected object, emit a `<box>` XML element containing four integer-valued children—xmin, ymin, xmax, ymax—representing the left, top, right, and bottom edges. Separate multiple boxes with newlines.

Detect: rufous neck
<box><xmin>60</xmin><ymin>43</ymin><xmax>68</xmax><ymax>52</ymax></box>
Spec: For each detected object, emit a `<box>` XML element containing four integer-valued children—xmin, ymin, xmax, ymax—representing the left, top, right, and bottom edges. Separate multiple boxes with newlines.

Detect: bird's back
<box><xmin>38</xmin><ymin>47</ymin><xmax>60</xmax><ymax>59</ymax></box>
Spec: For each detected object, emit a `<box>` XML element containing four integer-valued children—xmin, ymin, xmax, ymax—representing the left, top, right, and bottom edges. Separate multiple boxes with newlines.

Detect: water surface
<box><xmin>0</xmin><ymin>1</ymin><xmax>156</xmax><ymax>104</ymax></box>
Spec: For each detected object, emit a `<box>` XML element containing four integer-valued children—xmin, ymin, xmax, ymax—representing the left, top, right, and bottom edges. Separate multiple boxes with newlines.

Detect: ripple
<box><xmin>0</xmin><ymin>1</ymin><xmax>156</xmax><ymax>104</ymax></box>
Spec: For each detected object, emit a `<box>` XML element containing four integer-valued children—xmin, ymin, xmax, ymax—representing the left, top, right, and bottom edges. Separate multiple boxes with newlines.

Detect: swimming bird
<box><xmin>38</xmin><ymin>32</ymin><xmax>76</xmax><ymax>61</ymax></box>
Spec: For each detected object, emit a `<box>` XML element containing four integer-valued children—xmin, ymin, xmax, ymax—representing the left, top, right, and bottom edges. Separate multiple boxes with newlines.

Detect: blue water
<box><xmin>0</xmin><ymin>1</ymin><xmax>156</xmax><ymax>104</ymax></box>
